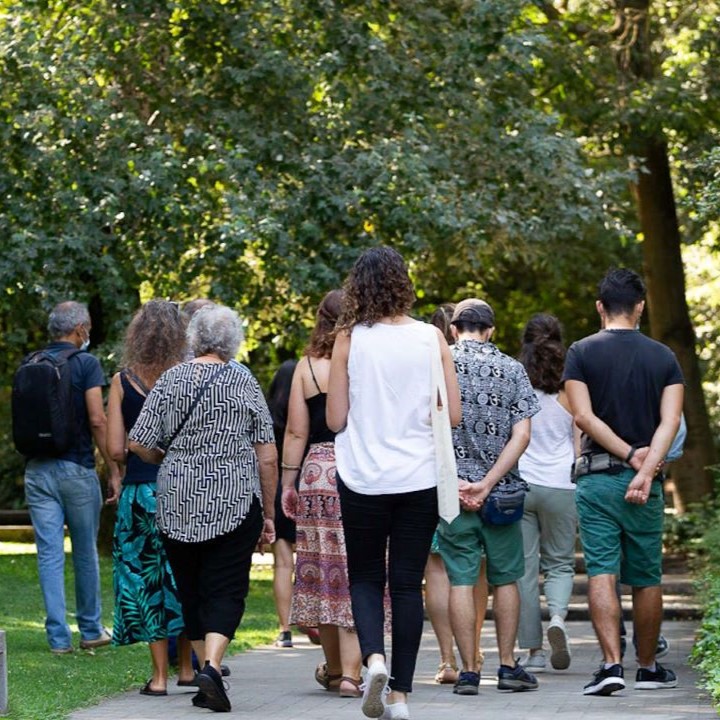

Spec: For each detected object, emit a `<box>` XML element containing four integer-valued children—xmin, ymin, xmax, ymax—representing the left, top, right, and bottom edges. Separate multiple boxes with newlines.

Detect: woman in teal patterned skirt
<box><xmin>106</xmin><ymin>300</ymin><xmax>195</xmax><ymax>695</ymax></box>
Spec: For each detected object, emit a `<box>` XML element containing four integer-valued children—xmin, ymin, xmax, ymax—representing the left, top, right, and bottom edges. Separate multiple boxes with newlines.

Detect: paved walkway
<box><xmin>70</xmin><ymin>619</ymin><xmax>715</xmax><ymax>720</ymax></box>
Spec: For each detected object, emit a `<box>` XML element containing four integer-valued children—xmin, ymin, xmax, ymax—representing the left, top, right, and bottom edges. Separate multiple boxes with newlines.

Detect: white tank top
<box><xmin>335</xmin><ymin>321</ymin><xmax>437</xmax><ymax>495</ymax></box>
<box><xmin>518</xmin><ymin>389</ymin><xmax>575</xmax><ymax>490</ymax></box>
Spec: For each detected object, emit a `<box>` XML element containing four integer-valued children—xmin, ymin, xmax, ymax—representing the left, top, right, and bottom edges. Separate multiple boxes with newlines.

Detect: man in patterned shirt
<box><xmin>438</xmin><ymin>298</ymin><xmax>540</xmax><ymax>696</ymax></box>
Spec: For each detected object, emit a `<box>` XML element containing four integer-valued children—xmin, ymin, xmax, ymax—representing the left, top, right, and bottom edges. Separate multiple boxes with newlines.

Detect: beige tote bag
<box><xmin>430</xmin><ymin>329</ymin><xmax>460</xmax><ymax>524</ymax></box>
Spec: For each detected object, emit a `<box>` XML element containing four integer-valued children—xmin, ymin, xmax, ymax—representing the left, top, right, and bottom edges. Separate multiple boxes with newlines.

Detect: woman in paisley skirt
<box><xmin>281</xmin><ymin>290</ymin><xmax>363</xmax><ymax>698</ymax></box>
<box><xmin>106</xmin><ymin>300</ymin><xmax>195</xmax><ymax>695</ymax></box>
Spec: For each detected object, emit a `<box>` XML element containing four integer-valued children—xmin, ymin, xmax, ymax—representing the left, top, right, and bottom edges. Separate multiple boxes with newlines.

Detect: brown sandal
<box><xmin>339</xmin><ymin>676</ymin><xmax>362</xmax><ymax>698</ymax></box>
<box><xmin>315</xmin><ymin>662</ymin><xmax>343</xmax><ymax>690</ymax></box>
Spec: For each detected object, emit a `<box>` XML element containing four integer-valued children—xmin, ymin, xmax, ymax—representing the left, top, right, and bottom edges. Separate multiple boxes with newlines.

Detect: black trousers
<box><xmin>338</xmin><ymin>477</ymin><xmax>438</xmax><ymax>693</ymax></box>
<box><xmin>163</xmin><ymin>499</ymin><xmax>262</xmax><ymax>640</ymax></box>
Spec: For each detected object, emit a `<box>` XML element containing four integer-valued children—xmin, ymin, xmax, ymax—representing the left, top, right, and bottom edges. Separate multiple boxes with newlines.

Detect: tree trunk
<box><xmin>632</xmin><ymin>134</ymin><xmax>717</xmax><ymax>508</ymax></box>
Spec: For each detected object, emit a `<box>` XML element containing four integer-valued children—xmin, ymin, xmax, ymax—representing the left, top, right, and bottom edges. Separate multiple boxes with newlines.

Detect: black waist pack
<box><xmin>479</xmin><ymin>476</ymin><xmax>528</xmax><ymax>526</ymax></box>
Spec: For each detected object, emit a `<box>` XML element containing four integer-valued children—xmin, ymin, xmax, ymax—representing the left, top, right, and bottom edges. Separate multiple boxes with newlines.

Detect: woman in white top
<box><xmin>328</xmin><ymin>247</ymin><xmax>460</xmax><ymax>720</ymax></box>
<box><xmin>516</xmin><ymin>314</ymin><xmax>579</xmax><ymax>674</ymax></box>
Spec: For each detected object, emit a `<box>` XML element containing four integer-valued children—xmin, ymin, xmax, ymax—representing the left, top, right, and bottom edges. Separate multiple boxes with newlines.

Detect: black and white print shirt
<box><xmin>451</xmin><ymin>339</ymin><xmax>539</xmax><ymax>485</ymax></box>
<box><xmin>129</xmin><ymin>361</ymin><xmax>275</xmax><ymax>542</ymax></box>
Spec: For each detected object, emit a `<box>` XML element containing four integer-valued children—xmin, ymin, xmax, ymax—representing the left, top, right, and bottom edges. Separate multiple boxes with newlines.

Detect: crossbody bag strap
<box><xmin>166</xmin><ymin>363</ymin><xmax>231</xmax><ymax>451</ymax></box>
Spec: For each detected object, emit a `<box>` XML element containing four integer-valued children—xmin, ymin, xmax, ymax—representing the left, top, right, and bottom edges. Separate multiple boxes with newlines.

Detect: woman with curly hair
<box><xmin>328</xmin><ymin>247</ymin><xmax>461</xmax><ymax>720</ymax></box>
<box><xmin>516</xmin><ymin>313</ymin><xmax>579</xmax><ymax>674</ymax></box>
<box><xmin>281</xmin><ymin>289</ymin><xmax>362</xmax><ymax>697</ymax></box>
<box><xmin>106</xmin><ymin>300</ymin><xmax>195</xmax><ymax>695</ymax></box>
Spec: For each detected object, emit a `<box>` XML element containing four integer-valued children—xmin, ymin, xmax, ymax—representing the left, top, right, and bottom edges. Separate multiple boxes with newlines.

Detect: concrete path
<box><xmin>70</xmin><ymin>619</ymin><xmax>715</xmax><ymax>720</ymax></box>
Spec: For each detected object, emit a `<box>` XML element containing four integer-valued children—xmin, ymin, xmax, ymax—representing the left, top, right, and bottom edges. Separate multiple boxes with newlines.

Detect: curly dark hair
<box><xmin>338</xmin><ymin>246</ymin><xmax>415</xmax><ymax>329</ymax></box>
<box><xmin>518</xmin><ymin>313</ymin><xmax>566</xmax><ymax>394</ymax></box>
<box><xmin>305</xmin><ymin>289</ymin><xmax>343</xmax><ymax>359</ymax></box>
<box><xmin>122</xmin><ymin>300</ymin><xmax>187</xmax><ymax>385</ymax></box>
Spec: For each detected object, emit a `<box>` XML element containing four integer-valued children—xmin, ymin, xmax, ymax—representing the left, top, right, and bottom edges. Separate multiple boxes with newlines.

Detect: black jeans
<box><xmin>338</xmin><ymin>477</ymin><xmax>438</xmax><ymax>693</ymax></box>
<box><xmin>163</xmin><ymin>498</ymin><xmax>262</xmax><ymax>640</ymax></box>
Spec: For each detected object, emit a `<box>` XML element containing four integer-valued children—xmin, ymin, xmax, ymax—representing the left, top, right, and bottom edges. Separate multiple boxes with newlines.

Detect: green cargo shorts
<box><xmin>437</xmin><ymin>509</ymin><xmax>523</xmax><ymax>587</ymax></box>
<box><xmin>575</xmin><ymin>468</ymin><xmax>664</xmax><ymax>587</ymax></box>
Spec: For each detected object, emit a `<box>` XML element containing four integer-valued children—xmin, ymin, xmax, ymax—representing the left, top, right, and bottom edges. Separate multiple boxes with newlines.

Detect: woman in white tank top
<box><xmin>516</xmin><ymin>314</ymin><xmax>579</xmax><ymax>675</ymax></box>
<box><xmin>327</xmin><ymin>247</ymin><xmax>460</xmax><ymax>720</ymax></box>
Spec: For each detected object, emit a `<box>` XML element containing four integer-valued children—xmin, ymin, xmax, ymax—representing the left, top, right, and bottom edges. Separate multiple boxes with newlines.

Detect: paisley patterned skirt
<box><xmin>291</xmin><ymin>442</ymin><xmax>355</xmax><ymax>630</ymax></box>
<box><xmin>111</xmin><ymin>483</ymin><xmax>185</xmax><ymax>645</ymax></box>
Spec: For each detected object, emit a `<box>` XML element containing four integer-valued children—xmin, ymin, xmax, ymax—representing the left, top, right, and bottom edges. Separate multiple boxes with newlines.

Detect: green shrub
<box><xmin>688</xmin><ymin>470</ymin><xmax>720</xmax><ymax>702</ymax></box>
<box><xmin>0</xmin><ymin>387</ymin><xmax>26</xmax><ymax>508</ymax></box>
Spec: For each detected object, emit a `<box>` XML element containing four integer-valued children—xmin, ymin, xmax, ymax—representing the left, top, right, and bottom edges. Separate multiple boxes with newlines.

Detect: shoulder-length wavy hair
<box><xmin>337</xmin><ymin>246</ymin><xmax>415</xmax><ymax>330</ymax></box>
<box><xmin>518</xmin><ymin>313</ymin><xmax>566</xmax><ymax>394</ymax></box>
<box><xmin>305</xmin><ymin>289</ymin><xmax>343</xmax><ymax>359</ymax></box>
<box><xmin>122</xmin><ymin>300</ymin><xmax>187</xmax><ymax>385</ymax></box>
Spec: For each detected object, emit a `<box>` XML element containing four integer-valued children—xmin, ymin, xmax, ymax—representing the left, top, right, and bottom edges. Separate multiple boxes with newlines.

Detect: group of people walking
<box><xmin>20</xmin><ymin>246</ymin><xmax>684</xmax><ymax>718</ymax></box>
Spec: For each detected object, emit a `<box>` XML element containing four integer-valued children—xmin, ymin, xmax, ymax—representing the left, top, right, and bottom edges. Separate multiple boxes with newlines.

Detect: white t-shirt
<box><xmin>518</xmin><ymin>389</ymin><xmax>575</xmax><ymax>490</ymax></box>
<box><xmin>335</xmin><ymin>321</ymin><xmax>437</xmax><ymax>495</ymax></box>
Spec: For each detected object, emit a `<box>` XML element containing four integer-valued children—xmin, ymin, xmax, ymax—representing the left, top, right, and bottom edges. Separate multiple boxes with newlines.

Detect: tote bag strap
<box><xmin>430</xmin><ymin>329</ymin><xmax>460</xmax><ymax>524</ymax></box>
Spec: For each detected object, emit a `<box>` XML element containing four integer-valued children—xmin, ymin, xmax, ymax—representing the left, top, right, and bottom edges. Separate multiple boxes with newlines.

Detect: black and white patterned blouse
<box><xmin>128</xmin><ymin>361</ymin><xmax>275</xmax><ymax>542</ymax></box>
<box><xmin>451</xmin><ymin>339</ymin><xmax>539</xmax><ymax>485</ymax></box>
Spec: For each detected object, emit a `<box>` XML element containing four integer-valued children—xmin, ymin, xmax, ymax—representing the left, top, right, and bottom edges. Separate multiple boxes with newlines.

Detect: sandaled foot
<box><xmin>315</xmin><ymin>662</ymin><xmax>343</xmax><ymax>690</ymax></box>
<box><xmin>339</xmin><ymin>676</ymin><xmax>363</xmax><ymax>698</ymax></box>
<box><xmin>139</xmin><ymin>679</ymin><xmax>167</xmax><ymax>697</ymax></box>
<box><xmin>435</xmin><ymin>662</ymin><xmax>459</xmax><ymax>684</ymax></box>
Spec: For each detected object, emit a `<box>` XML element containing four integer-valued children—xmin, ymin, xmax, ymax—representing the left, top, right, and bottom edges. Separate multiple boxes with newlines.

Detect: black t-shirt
<box><xmin>562</xmin><ymin>329</ymin><xmax>684</xmax><ymax>455</ymax></box>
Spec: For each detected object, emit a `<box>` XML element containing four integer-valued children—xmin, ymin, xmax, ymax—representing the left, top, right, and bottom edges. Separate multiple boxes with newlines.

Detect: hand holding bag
<box><xmin>479</xmin><ymin>474</ymin><xmax>528</xmax><ymax>525</ymax></box>
<box><xmin>430</xmin><ymin>329</ymin><xmax>460</xmax><ymax>524</ymax></box>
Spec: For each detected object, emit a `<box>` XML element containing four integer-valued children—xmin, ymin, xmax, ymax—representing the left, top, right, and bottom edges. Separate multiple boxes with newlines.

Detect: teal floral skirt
<box><xmin>111</xmin><ymin>482</ymin><xmax>185</xmax><ymax>645</ymax></box>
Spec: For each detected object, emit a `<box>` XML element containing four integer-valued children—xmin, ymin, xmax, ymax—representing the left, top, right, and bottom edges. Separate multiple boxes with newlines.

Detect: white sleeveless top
<box><xmin>518</xmin><ymin>389</ymin><xmax>575</xmax><ymax>490</ymax></box>
<box><xmin>335</xmin><ymin>321</ymin><xmax>437</xmax><ymax>495</ymax></box>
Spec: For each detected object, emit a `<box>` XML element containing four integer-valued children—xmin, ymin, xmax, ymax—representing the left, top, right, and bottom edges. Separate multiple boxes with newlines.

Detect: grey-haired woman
<box><xmin>129</xmin><ymin>304</ymin><xmax>277</xmax><ymax>713</ymax></box>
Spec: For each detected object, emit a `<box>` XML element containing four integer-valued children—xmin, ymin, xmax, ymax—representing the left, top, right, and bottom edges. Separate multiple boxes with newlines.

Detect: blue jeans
<box><xmin>25</xmin><ymin>459</ymin><xmax>103</xmax><ymax>650</ymax></box>
<box><xmin>338</xmin><ymin>478</ymin><xmax>438</xmax><ymax>693</ymax></box>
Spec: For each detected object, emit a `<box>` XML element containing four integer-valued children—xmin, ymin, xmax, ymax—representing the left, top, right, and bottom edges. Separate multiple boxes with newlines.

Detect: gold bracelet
<box><xmin>281</xmin><ymin>462</ymin><xmax>301</xmax><ymax>471</ymax></box>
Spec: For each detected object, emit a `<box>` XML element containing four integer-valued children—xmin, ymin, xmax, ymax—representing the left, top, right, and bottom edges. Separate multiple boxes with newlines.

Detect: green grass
<box><xmin>0</xmin><ymin>551</ymin><xmax>277</xmax><ymax>719</ymax></box>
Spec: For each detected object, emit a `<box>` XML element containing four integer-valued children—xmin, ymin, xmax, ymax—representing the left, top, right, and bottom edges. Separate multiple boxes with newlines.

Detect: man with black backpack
<box><xmin>13</xmin><ymin>301</ymin><xmax>121</xmax><ymax>654</ymax></box>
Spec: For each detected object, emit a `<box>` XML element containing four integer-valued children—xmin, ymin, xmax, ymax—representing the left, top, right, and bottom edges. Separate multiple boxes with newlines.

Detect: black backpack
<box><xmin>11</xmin><ymin>347</ymin><xmax>83</xmax><ymax>458</ymax></box>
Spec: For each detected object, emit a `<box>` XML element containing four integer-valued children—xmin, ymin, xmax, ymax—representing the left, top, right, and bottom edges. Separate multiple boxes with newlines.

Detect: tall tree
<box><xmin>532</xmin><ymin>0</ymin><xmax>719</xmax><ymax>505</ymax></box>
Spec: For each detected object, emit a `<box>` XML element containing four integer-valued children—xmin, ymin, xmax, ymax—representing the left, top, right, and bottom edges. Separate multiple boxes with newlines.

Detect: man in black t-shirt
<box><xmin>563</xmin><ymin>269</ymin><xmax>684</xmax><ymax>696</ymax></box>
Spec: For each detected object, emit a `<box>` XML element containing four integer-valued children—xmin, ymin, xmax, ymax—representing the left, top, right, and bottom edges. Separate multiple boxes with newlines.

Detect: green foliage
<box><xmin>1</xmin><ymin>0</ymin><xmax>719</xmax><ymax>505</ymax></box>
<box><xmin>0</xmin><ymin>551</ymin><xmax>277</xmax><ymax>719</ymax></box>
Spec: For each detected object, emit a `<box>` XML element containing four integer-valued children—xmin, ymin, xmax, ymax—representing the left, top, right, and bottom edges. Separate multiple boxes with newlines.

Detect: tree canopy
<box><xmin>1</xmin><ymin>0</ymin><xmax>718</xmax><ymax>505</ymax></box>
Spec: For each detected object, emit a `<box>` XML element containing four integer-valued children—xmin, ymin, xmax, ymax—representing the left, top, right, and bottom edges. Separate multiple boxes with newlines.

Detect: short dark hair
<box><xmin>598</xmin><ymin>268</ymin><xmax>646</xmax><ymax>317</ymax></box>
<box><xmin>452</xmin><ymin>319</ymin><xmax>490</xmax><ymax>334</ymax></box>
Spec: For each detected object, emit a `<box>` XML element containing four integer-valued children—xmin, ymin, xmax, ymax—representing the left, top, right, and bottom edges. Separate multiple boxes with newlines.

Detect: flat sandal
<box><xmin>339</xmin><ymin>676</ymin><xmax>362</xmax><ymax>698</ymax></box>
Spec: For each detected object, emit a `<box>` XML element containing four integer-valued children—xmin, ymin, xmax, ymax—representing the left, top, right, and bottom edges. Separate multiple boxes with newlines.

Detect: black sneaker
<box><xmin>583</xmin><ymin>664</ymin><xmax>625</xmax><ymax>696</ymax></box>
<box><xmin>635</xmin><ymin>663</ymin><xmax>678</xmax><ymax>690</ymax></box>
<box><xmin>196</xmin><ymin>662</ymin><xmax>231</xmax><ymax>712</ymax></box>
<box><xmin>497</xmin><ymin>661</ymin><xmax>538</xmax><ymax>691</ymax></box>
<box><xmin>453</xmin><ymin>670</ymin><xmax>480</xmax><ymax>695</ymax></box>
<box><xmin>191</xmin><ymin>691</ymin><xmax>210</xmax><ymax>708</ymax></box>
<box><xmin>275</xmin><ymin>630</ymin><xmax>293</xmax><ymax>648</ymax></box>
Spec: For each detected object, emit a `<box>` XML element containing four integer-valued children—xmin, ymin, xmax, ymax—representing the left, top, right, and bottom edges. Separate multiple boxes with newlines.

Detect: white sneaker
<box><xmin>381</xmin><ymin>702</ymin><xmax>410</xmax><ymax>720</ymax></box>
<box><xmin>361</xmin><ymin>660</ymin><xmax>389</xmax><ymax>718</ymax></box>
<box><xmin>519</xmin><ymin>651</ymin><xmax>547</xmax><ymax>673</ymax></box>
<box><xmin>547</xmin><ymin>615</ymin><xmax>571</xmax><ymax>670</ymax></box>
